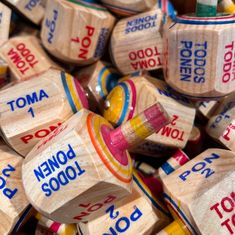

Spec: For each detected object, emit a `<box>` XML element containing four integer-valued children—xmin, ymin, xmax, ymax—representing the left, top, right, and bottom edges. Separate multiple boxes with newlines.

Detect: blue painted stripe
<box><xmin>12</xmin><ymin>205</ymin><xmax>32</xmax><ymax>233</ymax></box>
<box><xmin>61</xmin><ymin>72</ymin><xmax>77</xmax><ymax>114</ymax></box>
<box><xmin>78</xmin><ymin>225</ymin><xmax>84</xmax><ymax>235</ymax></box>
<box><xmin>176</xmin><ymin>17</ymin><xmax>235</xmax><ymax>25</ymax></box>
<box><xmin>116</xmin><ymin>83</ymin><xmax>130</xmax><ymax>126</ymax></box>
<box><xmin>98</xmin><ymin>66</ymin><xmax>107</xmax><ymax>99</ymax></box>
<box><xmin>163</xmin><ymin>193</ymin><xmax>198</xmax><ymax>235</ymax></box>
<box><xmin>134</xmin><ymin>175</ymin><xmax>171</xmax><ymax>217</ymax></box>
<box><xmin>161</xmin><ymin>162</ymin><xmax>175</xmax><ymax>175</ymax></box>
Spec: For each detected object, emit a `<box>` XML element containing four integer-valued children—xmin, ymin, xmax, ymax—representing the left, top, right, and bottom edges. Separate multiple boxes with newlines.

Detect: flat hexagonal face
<box><xmin>104</xmin><ymin>76</ymin><xmax>195</xmax><ymax>151</ymax></box>
<box><xmin>162</xmin><ymin>149</ymin><xmax>235</xmax><ymax>235</ymax></box>
<box><xmin>100</xmin><ymin>0</ymin><xmax>156</xmax><ymax>16</ymax></box>
<box><xmin>164</xmin><ymin>15</ymin><xmax>235</xmax><ymax>99</ymax></box>
<box><xmin>22</xmin><ymin>110</ymin><xmax>132</xmax><ymax>223</ymax></box>
<box><xmin>0</xmin><ymin>69</ymin><xmax>87</xmax><ymax>156</ymax></box>
<box><xmin>0</xmin><ymin>3</ymin><xmax>11</xmax><ymax>46</ymax></box>
<box><xmin>5</xmin><ymin>0</ymin><xmax>44</xmax><ymax>24</ymax></box>
<box><xmin>0</xmin><ymin>144</ymin><xmax>29</xmax><ymax>235</ymax></box>
<box><xmin>0</xmin><ymin>36</ymin><xmax>61</xmax><ymax>81</ymax></box>
<box><xmin>78</xmin><ymin>172</ymin><xmax>170</xmax><ymax>235</ymax></box>
<box><xmin>110</xmin><ymin>9</ymin><xmax>163</xmax><ymax>75</ymax></box>
<box><xmin>41</xmin><ymin>0</ymin><xmax>115</xmax><ymax>65</ymax></box>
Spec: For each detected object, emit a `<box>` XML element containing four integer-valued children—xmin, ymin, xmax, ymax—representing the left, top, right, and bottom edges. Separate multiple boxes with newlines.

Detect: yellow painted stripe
<box><xmin>0</xmin><ymin>67</ymin><xmax>7</xmax><ymax>75</ymax></box>
<box><xmin>129</xmin><ymin>116</ymin><xmax>151</xmax><ymax>141</ymax></box>
<box><xmin>164</xmin><ymin>221</ymin><xmax>188</xmax><ymax>235</ymax></box>
<box><xmin>101</xmin><ymin>69</ymin><xmax>110</xmax><ymax>96</ymax></box>
<box><xmin>225</xmin><ymin>4</ymin><xmax>235</xmax><ymax>13</ymax></box>
<box><xmin>60</xmin><ymin>224</ymin><xmax>77</xmax><ymax>235</ymax></box>
<box><xmin>66</xmin><ymin>74</ymin><xmax>82</xmax><ymax>111</ymax></box>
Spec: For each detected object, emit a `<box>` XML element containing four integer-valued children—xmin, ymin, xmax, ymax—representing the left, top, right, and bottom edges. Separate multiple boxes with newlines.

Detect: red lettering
<box><xmin>221</xmin><ymin>218</ymin><xmax>234</xmax><ymax>234</ymax></box>
<box><xmin>21</xmin><ymin>134</ymin><xmax>33</xmax><ymax>144</ymax></box>
<box><xmin>221</xmin><ymin>197</ymin><xmax>235</xmax><ymax>213</ymax></box>
<box><xmin>86</xmin><ymin>25</ymin><xmax>95</xmax><ymax>37</ymax></box>
<box><xmin>210</xmin><ymin>203</ymin><xmax>223</xmax><ymax>219</ymax></box>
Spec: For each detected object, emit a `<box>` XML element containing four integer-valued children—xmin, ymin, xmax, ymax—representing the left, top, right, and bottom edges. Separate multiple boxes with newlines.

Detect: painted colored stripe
<box><xmin>219</xmin><ymin>0</ymin><xmax>235</xmax><ymax>13</ymax></box>
<box><xmin>161</xmin><ymin>162</ymin><xmax>175</xmax><ymax>175</ymax></box>
<box><xmin>176</xmin><ymin>15</ymin><xmax>235</xmax><ymax>25</ymax></box>
<box><xmin>78</xmin><ymin>225</ymin><xmax>84</xmax><ymax>235</ymax></box>
<box><xmin>61</xmin><ymin>72</ymin><xmax>86</xmax><ymax>113</ymax></box>
<box><xmin>134</xmin><ymin>174</ymin><xmax>170</xmax><ymax>217</ymax></box>
<box><xmin>125</xmin><ymin>80</ymin><xmax>136</xmax><ymax>120</ymax></box>
<box><xmin>129</xmin><ymin>115</ymin><xmax>150</xmax><ymax>140</ymax></box>
<box><xmin>163</xmin><ymin>193</ymin><xmax>198</xmax><ymax>235</ymax></box>
<box><xmin>98</xmin><ymin>66</ymin><xmax>119</xmax><ymax>99</ymax></box>
<box><xmin>50</xmin><ymin>222</ymin><xmax>61</xmax><ymax>232</ymax></box>
<box><xmin>87</xmin><ymin>113</ymin><xmax>132</xmax><ymax>183</ymax></box>
<box><xmin>117</xmin><ymin>83</ymin><xmax>130</xmax><ymax>126</ymax></box>
<box><xmin>62</xmin><ymin>73</ymin><xmax>77</xmax><ymax>113</ymax></box>
<box><xmin>12</xmin><ymin>205</ymin><xmax>32</xmax><ymax>233</ymax></box>
<box><xmin>68</xmin><ymin>0</ymin><xmax>107</xmax><ymax>11</ymax></box>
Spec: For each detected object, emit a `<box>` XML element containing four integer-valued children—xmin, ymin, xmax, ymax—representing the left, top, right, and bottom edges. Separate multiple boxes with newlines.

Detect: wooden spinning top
<box><xmin>163</xmin><ymin>7</ymin><xmax>235</xmax><ymax>99</ymax></box>
<box><xmin>103</xmin><ymin>75</ymin><xmax>195</xmax><ymax>155</ymax></box>
<box><xmin>0</xmin><ymin>35</ymin><xmax>61</xmax><ymax>81</ymax></box>
<box><xmin>161</xmin><ymin>148</ymin><xmax>235</xmax><ymax>235</ymax></box>
<box><xmin>41</xmin><ymin>0</ymin><xmax>115</xmax><ymax>65</ymax></box>
<box><xmin>75</xmin><ymin>60</ymin><xmax>120</xmax><ymax>111</ymax></box>
<box><xmin>0</xmin><ymin>69</ymin><xmax>88</xmax><ymax>156</ymax></box>
<box><xmin>77</xmin><ymin>171</ymin><xmax>171</xmax><ymax>235</ymax></box>
<box><xmin>0</xmin><ymin>3</ymin><xmax>11</xmax><ymax>46</ymax></box>
<box><xmin>0</xmin><ymin>144</ymin><xmax>30</xmax><ymax>235</ymax></box>
<box><xmin>100</xmin><ymin>0</ymin><xmax>156</xmax><ymax>16</ymax></box>
<box><xmin>22</xmin><ymin>104</ymin><xmax>169</xmax><ymax>223</ymax></box>
<box><xmin>4</xmin><ymin>0</ymin><xmax>44</xmax><ymax>25</ymax></box>
<box><xmin>110</xmin><ymin>8</ymin><xmax>164</xmax><ymax>75</ymax></box>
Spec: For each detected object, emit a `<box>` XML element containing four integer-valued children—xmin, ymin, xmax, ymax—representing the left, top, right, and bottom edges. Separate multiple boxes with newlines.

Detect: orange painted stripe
<box><xmin>87</xmin><ymin>113</ymin><xmax>131</xmax><ymax>183</ymax></box>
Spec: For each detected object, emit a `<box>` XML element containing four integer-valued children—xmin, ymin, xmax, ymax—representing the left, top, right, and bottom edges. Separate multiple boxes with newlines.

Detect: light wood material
<box><xmin>110</xmin><ymin>8</ymin><xmax>163</xmax><ymax>75</ymax></box>
<box><xmin>75</xmin><ymin>60</ymin><xmax>120</xmax><ymax>111</ymax></box>
<box><xmin>162</xmin><ymin>148</ymin><xmax>235</xmax><ymax>235</ymax></box>
<box><xmin>0</xmin><ymin>69</ymin><xmax>88</xmax><ymax>156</ymax></box>
<box><xmin>77</xmin><ymin>171</ymin><xmax>171</xmax><ymax>235</ymax></box>
<box><xmin>197</xmin><ymin>100</ymin><xmax>221</xmax><ymax>119</ymax></box>
<box><xmin>103</xmin><ymin>75</ymin><xmax>195</xmax><ymax>156</ymax></box>
<box><xmin>100</xmin><ymin>0</ymin><xmax>156</xmax><ymax>16</ymax></box>
<box><xmin>41</xmin><ymin>0</ymin><xmax>115</xmax><ymax>65</ymax></box>
<box><xmin>163</xmin><ymin>14</ymin><xmax>235</xmax><ymax>99</ymax></box>
<box><xmin>0</xmin><ymin>35</ymin><xmax>61</xmax><ymax>81</ymax></box>
<box><xmin>35</xmin><ymin>213</ymin><xmax>77</xmax><ymax>235</ymax></box>
<box><xmin>136</xmin><ymin>149</ymin><xmax>189</xmax><ymax>181</ymax></box>
<box><xmin>4</xmin><ymin>0</ymin><xmax>44</xmax><ymax>24</ymax></box>
<box><xmin>0</xmin><ymin>144</ymin><xmax>30</xmax><ymax>235</ymax></box>
<box><xmin>206</xmin><ymin>92</ymin><xmax>235</xmax><ymax>149</ymax></box>
<box><xmin>0</xmin><ymin>3</ymin><xmax>11</xmax><ymax>47</ymax></box>
<box><xmin>22</xmin><ymin>104</ymin><xmax>169</xmax><ymax>223</ymax></box>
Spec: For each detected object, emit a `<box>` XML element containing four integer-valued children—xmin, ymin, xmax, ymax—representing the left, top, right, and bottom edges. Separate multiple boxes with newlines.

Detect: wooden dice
<box><xmin>0</xmin><ymin>35</ymin><xmax>61</xmax><ymax>81</ymax></box>
<box><xmin>110</xmin><ymin>8</ymin><xmax>163</xmax><ymax>75</ymax></box>
<box><xmin>162</xmin><ymin>148</ymin><xmax>235</xmax><ymax>235</ymax></box>
<box><xmin>41</xmin><ymin>0</ymin><xmax>115</xmax><ymax>65</ymax></box>
<box><xmin>100</xmin><ymin>0</ymin><xmax>156</xmax><ymax>16</ymax></box>
<box><xmin>103</xmin><ymin>75</ymin><xmax>195</xmax><ymax>156</ymax></box>
<box><xmin>197</xmin><ymin>100</ymin><xmax>221</xmax><ymax>119</ymax></box>
<box><xmin>206</xmin><ymin>92</ymin><xmax>235</xmax><ymax>151</ymax></box>
<box><xmin>77</xmin><ymin>171</ymin><xmax>171</xmax><ymax>235</ymax></box>
<box><xmin>0</xmin><ymin>3</ymin><xmax>11</xmax><ymax>46</ymax></box>
<box><xmin>75</xmin><ymin>60</ymin><xmax>120</xmax><ymax>111</ymax></box>
<box><xmin>22</xmin><ymin>104</ymin><xmax>169</xmax><ymax>223</ymax></box>
<box><xmin>164</xmin><ymin>14</ymin><xmax>235</xmax><ymax>98</ymax></box>
<box><xmin>4</xmin><ymin>0</ymin><xmax>44</xmax><ymax>24</ymax></box>
<box><xmin>0</xmin><ymin>69</ymin><xmax>88</xmax><ymax>156</ymax></box>
<box><xmin>0</xmin><ymin>58</ymin><xmax>8</xmax><ymax>88</ymax></box>
<box><xmin>0</xmin><ymin>144</ymin><xmax>30</xmax><ymax>235</ymax></box>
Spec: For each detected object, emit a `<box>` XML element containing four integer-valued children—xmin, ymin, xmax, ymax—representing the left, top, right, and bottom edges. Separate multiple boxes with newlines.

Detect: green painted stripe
<box><xmin>196</xmin><ymin>2</ymin><xmax>217</xmax><ymax>17</ymax></box>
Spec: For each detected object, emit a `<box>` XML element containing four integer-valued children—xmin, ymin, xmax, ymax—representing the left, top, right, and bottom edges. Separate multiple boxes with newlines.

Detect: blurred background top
<box><xmin>171</xmin><ymin>0</ymin><xmax>196</xmax><ymax>14</ymax></box>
